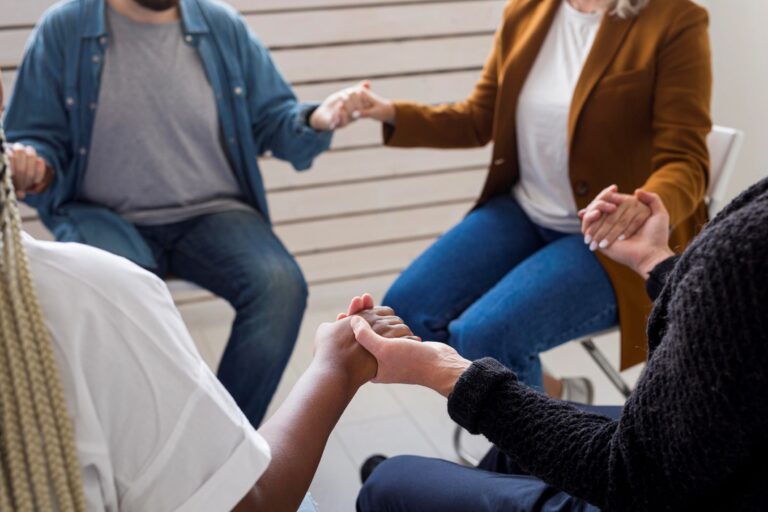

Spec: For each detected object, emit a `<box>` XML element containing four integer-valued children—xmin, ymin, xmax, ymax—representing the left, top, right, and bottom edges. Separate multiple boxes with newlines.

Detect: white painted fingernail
<box><xmin>599</xmin><ymin>240</ymin><xmax>609</xmax><ymax>249</ymax></box>
<box><xmin>584</xmin><ymin>234</ymin><xmax>592</xmax><ymax>245</ymax></box>
<box><xmin>618</xmin><ymin>234</ymin><xmax>626</xmax><ymax>241</ymax></box>
<box><xmin>589</xmin><ymin>241</ymin><xmax>598</xmax><ymax>252</ymax></box>
<box><xmin>352</xmin><ymin>111</ymin><xmax>361</xmax><ymax>119</ymax></box>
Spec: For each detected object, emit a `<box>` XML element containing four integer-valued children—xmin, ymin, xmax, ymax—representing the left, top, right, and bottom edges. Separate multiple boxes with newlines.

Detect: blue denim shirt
<box><xmin>4</xmin><ymin>0</ymin><xmax>333</xmax><ymax>269</ymax></box>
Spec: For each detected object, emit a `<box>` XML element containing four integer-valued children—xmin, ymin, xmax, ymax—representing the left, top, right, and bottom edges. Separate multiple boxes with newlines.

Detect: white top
<box><xmin>513</xmin><ymin>0</ymin><xmax>603</xmax><ymax>233</ymax></box>
<box><xmin>23</xmin><ymin>234</ymin><xmax>271</xmax><ymax>511</ymax></box>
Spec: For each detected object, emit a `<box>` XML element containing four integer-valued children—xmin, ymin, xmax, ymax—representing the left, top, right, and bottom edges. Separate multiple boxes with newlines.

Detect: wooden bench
<box><xmin>1</xmin><ymin>0</ymin><xmax>504</xmax><ymax>300</ymax></box>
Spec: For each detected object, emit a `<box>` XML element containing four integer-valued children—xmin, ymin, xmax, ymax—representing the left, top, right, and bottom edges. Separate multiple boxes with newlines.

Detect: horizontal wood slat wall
<box><xmin>1</xmin><ymin>0</ymin><xmax>502</xmax><ymax>289</ymax></box>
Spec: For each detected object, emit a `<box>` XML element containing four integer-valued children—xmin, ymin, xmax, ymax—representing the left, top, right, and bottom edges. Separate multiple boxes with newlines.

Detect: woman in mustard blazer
<box><xmin>350</xmin><ymin>0</ymin><xmax>711</xmax><ymax>396</ymax></box>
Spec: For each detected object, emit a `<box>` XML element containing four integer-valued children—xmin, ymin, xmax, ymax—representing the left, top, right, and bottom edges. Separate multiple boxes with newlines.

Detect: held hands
<box><xmin>309</xmin><ymin>81</ymin><xmax>395</xmax><ymax>131</ymax></box>
<box><xmin>350</xmin><ymin>317</ymin><xmax>471</xmax><ymax>398</ymax></box>
<box><xmin>5</xmin><ymin>143</ymin><xmax>52</xmax><ymax>199</ymax></box>
<box><xmin>581</xmin><ymin>187</ymin><xmax>675</xmax><ymax>279</ymax></box>
<box><xmin>580</xmin><ymin>185</ymin><xmax>652</xmax><ymax>251</ymax></box>
<box><xmin>312</xmin><ymin>293</ymin><xmax>417</xmax><ymax>389</ymax></box>
<box><xmin>339</xmin><ymin>293</ymin><xmax>471</xmax><ymax>397</ymax></box>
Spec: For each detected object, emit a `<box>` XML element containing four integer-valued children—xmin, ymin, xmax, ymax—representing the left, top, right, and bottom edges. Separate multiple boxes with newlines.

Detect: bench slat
<box><xmin>269</xmin><ymin>167</ymin><xmax>483</xmax><ymax>222</ymax></box>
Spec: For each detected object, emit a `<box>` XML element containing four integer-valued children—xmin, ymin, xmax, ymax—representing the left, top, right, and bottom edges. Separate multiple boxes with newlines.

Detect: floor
<box><xmin>178</xmin><ymin>275</ymin><xmax>644</xmax><ymax>512</ymax></box>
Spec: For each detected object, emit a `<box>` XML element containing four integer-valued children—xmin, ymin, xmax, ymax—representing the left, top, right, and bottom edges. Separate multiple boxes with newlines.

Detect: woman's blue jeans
<box><xmin>384</xmin><ymin>196</ymin><xmax>618</xmax><ymax>388</ymax></box>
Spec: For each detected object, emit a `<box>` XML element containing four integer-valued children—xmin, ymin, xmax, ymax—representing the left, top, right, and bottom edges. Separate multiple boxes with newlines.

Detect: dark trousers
<box><xmin>357</xmin><ymin>405</ymin><xmax>622</xmax><ymax>512</ymax></box>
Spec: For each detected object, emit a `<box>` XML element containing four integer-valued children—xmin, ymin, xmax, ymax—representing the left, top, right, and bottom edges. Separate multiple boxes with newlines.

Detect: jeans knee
<box><xmin>449</xmin><ymin>313</ymin><xmax>537</xmax><ymax>368</ymax></box>
<box><xmin>235</xmin><ymin>255</ymin><xmax>308</xmax><ymax>314</ymax></box>
<box><xmin>384</xmin><ymin>280</ymin><xmax>445</xmax><ymax>341</ymax></box>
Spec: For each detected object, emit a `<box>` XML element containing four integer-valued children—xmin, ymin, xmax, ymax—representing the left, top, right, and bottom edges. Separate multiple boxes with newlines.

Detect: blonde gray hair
<box><xmin>609</xmin><ymin>0</ymin><xmax>650</xmax><ymax>18</ymax></box>
<box><xmin>0</xmin><ymin>126</ymin><xmax>85</xmax><ymax>511</ymax></box>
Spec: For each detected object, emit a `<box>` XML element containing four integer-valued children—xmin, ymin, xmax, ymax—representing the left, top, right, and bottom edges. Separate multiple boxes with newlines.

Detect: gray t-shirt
<box><xmin>82</xmin><ymin>6</ymin><xmax>251</xmax><ymax>226</ymax></box>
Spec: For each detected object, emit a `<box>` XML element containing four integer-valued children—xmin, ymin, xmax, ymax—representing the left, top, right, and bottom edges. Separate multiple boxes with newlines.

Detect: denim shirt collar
<box><xmin>80</xmin><ymin>0</ymin><xmax>210</xmax><ymax>39</ymax></box>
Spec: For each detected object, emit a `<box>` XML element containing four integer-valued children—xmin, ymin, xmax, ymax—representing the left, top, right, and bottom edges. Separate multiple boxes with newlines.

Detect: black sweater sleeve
<box><xmin>645</xmin><ymin>255</ymin><xmax>679</xmax><ymax>301</ymax></box>
<box><xmin>447</xmin><ymin>216</ymin><xmax>768</xmax><ymax>511</ymax></box>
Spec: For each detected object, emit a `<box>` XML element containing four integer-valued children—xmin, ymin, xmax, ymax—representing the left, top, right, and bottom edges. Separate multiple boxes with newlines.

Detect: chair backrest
<box><xmin>706</xmin><ymin>125</ymin><xmax>745</xmax><ymax>217</ymax></box>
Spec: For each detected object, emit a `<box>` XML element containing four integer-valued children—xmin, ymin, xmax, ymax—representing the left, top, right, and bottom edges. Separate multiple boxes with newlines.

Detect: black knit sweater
<box><xmin>448</xmin><ymin>178</ymin><xmax>768</xmax><ymax>511</ymax></box>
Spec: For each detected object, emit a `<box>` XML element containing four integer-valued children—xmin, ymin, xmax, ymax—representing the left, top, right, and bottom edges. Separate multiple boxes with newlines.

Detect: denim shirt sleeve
<box><xmin>236</xmin><ymin>20</ymin><xmax>333</xmax><ymax>171</ymax></box>
<box><xmin>4</xmin><ymin>13</ymin><xmax>72</xmax><ymax>211</ymax></box>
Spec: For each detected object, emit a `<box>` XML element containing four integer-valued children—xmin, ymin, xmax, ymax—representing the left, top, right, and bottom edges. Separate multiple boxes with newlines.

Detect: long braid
<box><xmin>0</xmin><ymin>126</ymin><xmax>85</xmax><ymax>511</ymax></box>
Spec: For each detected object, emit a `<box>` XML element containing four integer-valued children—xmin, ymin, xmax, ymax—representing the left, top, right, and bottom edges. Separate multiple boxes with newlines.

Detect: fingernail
<box><xmin>329</xmin><ymin>123</ymin><xmax>336</xmax><ymax>130</ymax></box>
<box><xmin>589</xmin><ymin>241</ymin><xmax>598</xmax><ymax>252</ymax></box>
<box><xmin>584</xmin><ymin>234</ymin><xmax>592</xmax><ymax>245</ymax></box>
<box><xmin>352</xmin><ymin>111</ymin><xmax>361</xmax><ymax>119</ymax></box>
<box><xmin>618</xmin><ymin>234</ymin><xmax>626</xmax><ymax>241</ymax></box>
<box><xmin>599</xmin><ymin>240</ymin><xmax>609</xmax><ymax>249</ymax></box>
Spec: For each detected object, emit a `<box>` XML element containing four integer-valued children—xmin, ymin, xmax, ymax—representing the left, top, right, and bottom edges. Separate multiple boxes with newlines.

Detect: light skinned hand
<box><xmin>597</xmin><ymin>190</ymin><xmax>675</xmax><ymax>279</ymax></box>
<box><xmin>6</xmin><ymin>143</ymin><xmax>52</xmax><ymax>199</ymax></box>
<box><xmin>310</xmin><ymin>80</ymin><xmax>377</xmax><ymax>131</ymax></box>
<box><xmin>355</xmin><ymin>82</ymin><xmax>396</xmax><ymax>125</ymax></box>
<box><xmin>350</xmin><ymin>316</ymin><xmax>472</xmax><ymax>397</ymax></box>
<box><xmin>580</xmin><ymin>185</ymin><xmax>652</xmax><ymax>251</ymax></box>
<box><xmin>336</xmin><ymin>293</ymin><xmax>421</xmax><ymax>341</ymax></box>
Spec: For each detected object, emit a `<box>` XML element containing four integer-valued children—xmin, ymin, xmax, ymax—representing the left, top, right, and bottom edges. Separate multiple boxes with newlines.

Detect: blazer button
<box><xmin>493</xmin><ymin>158</ymin><xmax>506</xmax><ymax>166</ymax></box>
<box><xmin>575</xmin><ymin>180</ymin><xmax>590</xmax><ymax>197</ymax></box>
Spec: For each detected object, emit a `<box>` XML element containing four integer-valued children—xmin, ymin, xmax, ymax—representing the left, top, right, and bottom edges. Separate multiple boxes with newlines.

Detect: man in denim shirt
<box><xmin>4</xmin><ymin>0</ymin><xmax>370</xmax><ymax>427</ymax></box>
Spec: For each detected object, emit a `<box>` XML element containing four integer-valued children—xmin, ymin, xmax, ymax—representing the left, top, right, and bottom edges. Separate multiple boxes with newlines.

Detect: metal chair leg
<box><xmin>580</xmin><ymin>338</ymin><xmax>632</xmax><ymax>398</ymax></box>
<box><xmin>453</xmin><ymin>424</ymin><xmax>479</xmax><ymax>466</ymax></box>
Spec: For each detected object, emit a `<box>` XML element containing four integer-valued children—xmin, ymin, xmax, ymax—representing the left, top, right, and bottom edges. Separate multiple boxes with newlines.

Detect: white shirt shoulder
<box><xmin>23</xmin><ymin>235</ymin><xmax>271</xmax><ymax>512</ymax></box>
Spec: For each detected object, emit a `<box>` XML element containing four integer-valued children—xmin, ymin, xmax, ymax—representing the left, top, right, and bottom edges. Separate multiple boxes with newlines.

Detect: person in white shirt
<box><xmin>0</xmin><ymin>68</ymin><xmax>415</xmax><ymax>512</ymax></box>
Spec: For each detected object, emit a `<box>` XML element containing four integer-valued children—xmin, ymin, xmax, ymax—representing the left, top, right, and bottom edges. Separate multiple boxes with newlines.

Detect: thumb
<box><xmin>350</xmin><ymin>316</ymin><xmax>385</xmax><ymax>354</ymax></box>
<box><xmin>635</xmin><ymin>190</ymin><xmax>665</xmax><ymax>216</ymax></box>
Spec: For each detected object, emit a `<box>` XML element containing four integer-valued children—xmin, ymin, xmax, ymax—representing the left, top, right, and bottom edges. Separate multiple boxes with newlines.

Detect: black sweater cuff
<box><xmin>646</xmin><ymin>255</ymin><xmax>680</xmax><ymax>301</ymax></box>
<box><xmin>447</xmin><ymin>358</ymin><xmax>517</xmax><ymax>434</ymax></box>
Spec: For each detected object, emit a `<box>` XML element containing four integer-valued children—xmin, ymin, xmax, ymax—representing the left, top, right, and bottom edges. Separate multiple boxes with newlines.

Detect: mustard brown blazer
<box><xmin>384</xmin><ymin>0</ymin><xmax>712</xmax><ymax>369</ymax></box>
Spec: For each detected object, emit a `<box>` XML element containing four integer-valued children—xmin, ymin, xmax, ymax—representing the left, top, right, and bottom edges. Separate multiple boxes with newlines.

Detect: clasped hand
<box><xmin>579</xmin><ymin>185</ymin><xmax>675</xmax><ymax>278</ymax></box>
<box><xmin>313</xmin><ymin>294</ymin><xmax>471</xmax><ymax>397</ymax></box>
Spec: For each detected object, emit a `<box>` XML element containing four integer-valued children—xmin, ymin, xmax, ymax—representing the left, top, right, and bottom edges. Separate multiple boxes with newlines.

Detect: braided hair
<box><xmin>0</xmin><ymin>126</ymin><xmax>85</xmax><ymax>511</ymax></box>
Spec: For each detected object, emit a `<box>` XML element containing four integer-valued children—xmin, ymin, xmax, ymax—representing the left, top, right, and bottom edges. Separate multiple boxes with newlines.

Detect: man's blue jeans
<box><xmin>137</xmin><ymin>209</ymin><xmax>307</xmax><ymax>426</ymax></box>
<box><xmin>384</xmin><ymin>196</ymin><xmax>618</xmax><ymax>389</ymax></box>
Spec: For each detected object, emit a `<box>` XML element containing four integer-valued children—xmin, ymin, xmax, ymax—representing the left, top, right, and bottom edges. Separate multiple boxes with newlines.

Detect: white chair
<box><xmin>454</xmin><ymin>125</ymin><xmax>745</xmax><ymax>465</ymax></box>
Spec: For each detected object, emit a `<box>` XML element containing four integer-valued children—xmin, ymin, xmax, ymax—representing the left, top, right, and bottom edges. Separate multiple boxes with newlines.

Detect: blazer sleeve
<box><xmin>382</xmin><ymin>23</ymin><xmax>502</xmax><ymax>149</ymax></box>
<box><xmin>643</xmin><ymin>3</ymin><xmax>712</xmax><ymax>228</ymax></box>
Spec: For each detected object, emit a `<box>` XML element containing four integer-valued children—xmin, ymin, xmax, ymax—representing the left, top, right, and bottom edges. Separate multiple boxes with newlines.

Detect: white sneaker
<box><xmin>560</xmin><ymin>377</ymin><xmax>595</xmax><ymax>404</ymax></box>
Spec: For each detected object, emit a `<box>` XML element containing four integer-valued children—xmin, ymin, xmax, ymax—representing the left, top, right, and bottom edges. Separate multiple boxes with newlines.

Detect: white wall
<box><xmin>697</xmin><ymin>0</ymin><xmax>768</xmax><ymax>201</ymax></box>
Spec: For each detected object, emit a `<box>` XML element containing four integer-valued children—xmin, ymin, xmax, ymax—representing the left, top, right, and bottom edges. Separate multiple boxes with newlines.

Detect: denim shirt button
<box><xmin>233</xmin><ymin>87</ymin><xmax>243</xmax><ymax>96</ymax></box>
<box><xmin>79</xmin><ymin>147</ymin><xmax>87</xmax><ymax>156</ymax></box>
<box><xmin>89</xmin><ymin>102</ymin><xmax>97</xmax><ymax>110</ymax></box>
<box><xmin>185</xmin><ymin>35</ymin><xmax>194</xmax><ymax>44</ymax></box>
<box><xmin>99</xmin><ymin>36</ymin><xmax>108</xmax><ymax>46</ymax></box>
<box><xmin>92</xmin><ymin>55</ymin><xmax>100</xmax><ymax>64</ymax></box>
<box><xmin>66</xmin><ymin>97</ymin><xmax>75</xmax><ymax>107</ymax></box>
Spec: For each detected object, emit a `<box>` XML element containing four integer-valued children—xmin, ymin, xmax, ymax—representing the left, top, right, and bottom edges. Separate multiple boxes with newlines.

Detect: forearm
<box><xmin>236</xmin><ymin>362</ymin><xmax>359</xmax><ymax>512</ymax></box>
<box><xmin>384</xmin><ymin>100</ymin><xmax>493</xmax><ymax>149</ymax></box>
<box><xmin>447</xmin><ymin>359</ymin><xmax>616</xmax><ymax>506</ymax></box>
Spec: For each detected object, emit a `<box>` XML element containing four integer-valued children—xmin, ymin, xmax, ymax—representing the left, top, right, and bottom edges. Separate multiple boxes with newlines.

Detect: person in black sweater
<box><xmin>351</xmin><ymin>178</ymin><xmax>768</xmax><ymax>511</ymax></box>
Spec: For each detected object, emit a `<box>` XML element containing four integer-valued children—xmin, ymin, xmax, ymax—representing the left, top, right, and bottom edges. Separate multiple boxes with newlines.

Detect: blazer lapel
<box><xmin>497</xmin><ymin>0</ymin><xmax>560</xmax><ymax>127</ymax></box>
<box><xmin>568</xmin><ymin>13</ymin><xmax>636</xmax><ymax>146</ymax></box>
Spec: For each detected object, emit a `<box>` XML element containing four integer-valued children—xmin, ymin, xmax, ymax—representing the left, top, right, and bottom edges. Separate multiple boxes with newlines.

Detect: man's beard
<box><xmin>134</xmin><ymin>0</ymin><xmax>178</xmax><ymax>11</ymax></box>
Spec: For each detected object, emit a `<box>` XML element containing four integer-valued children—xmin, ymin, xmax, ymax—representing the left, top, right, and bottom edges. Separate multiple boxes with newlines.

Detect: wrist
<box><xmin>383</xmin><ymin>103</ymin><xmax>396</xmax><ymax>126</ymax></box>
<box><xmin>638</xmin><ymin>247</ymin><xmax>675</xmax><ymax>279</ymax></box>
<box><xmin>428</xmin><ymin>358</ymin><xmax>472</xmax><ymax>398</ymax></box>
<box><xmin>308</xmin><ymin>358</ymin><xmax>366</xmax><ymax>396</ymax></box>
